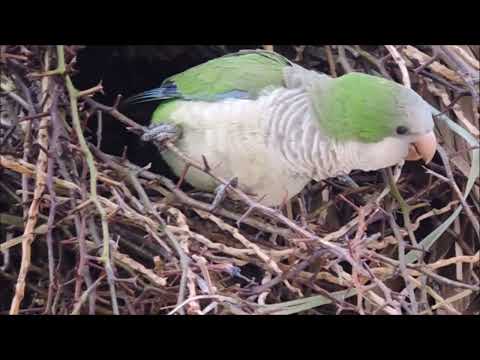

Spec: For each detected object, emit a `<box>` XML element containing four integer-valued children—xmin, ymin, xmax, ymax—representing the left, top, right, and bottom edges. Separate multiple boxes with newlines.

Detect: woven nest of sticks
<box><xmin>0</xmin><ymin>45</ymin><xmax>479</xmax><ymax>315</ymax></box>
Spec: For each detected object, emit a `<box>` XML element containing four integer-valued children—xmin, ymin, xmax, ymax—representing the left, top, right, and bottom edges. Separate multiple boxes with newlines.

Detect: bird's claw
<box><xmin>141</xmin><ymin>124</ymin><xmax>182</xmax><ymax>150</ymax></box>
<box><xmin>337</xmin><ymin>175</ymin><xmax>359</xmax><ymax>188</ymax></box>
<box><xmin>208</xmin><ymin>177</ymin><xmax>238</xmax><ymax>212</ymax></box>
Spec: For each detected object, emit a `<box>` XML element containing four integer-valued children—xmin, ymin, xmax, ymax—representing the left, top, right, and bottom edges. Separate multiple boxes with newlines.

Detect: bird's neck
<box><xmin>264</xmin><ymin>88</ymin><xmax>372</xmax><ymax>181</ymax></box>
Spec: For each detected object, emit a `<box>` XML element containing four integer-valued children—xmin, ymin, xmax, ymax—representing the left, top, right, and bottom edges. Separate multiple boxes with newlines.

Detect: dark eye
<box><xmin>396</xmin><ymin>126</ymin><xmax>409</xmax><ymax>135</ymax></box>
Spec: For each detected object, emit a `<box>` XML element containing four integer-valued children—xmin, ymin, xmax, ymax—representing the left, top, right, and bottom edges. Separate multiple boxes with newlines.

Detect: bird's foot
<box><xmin>209</xmin><ymin>177</ymin><xmax>239</xmax><ymax>212</ymax></box>
<box><xmin>141</xmin><ymin>124</ymin><xmax>182</xmax><ymax>151</ymax></box>
<box><xmin>337</xmin><ymin>175</ymin><xmax>359</xmax><ymax>188</ymax></box>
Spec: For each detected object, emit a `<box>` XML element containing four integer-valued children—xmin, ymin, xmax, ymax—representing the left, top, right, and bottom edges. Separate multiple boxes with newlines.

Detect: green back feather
<box><xmin>148</xmin><ymin>50</ymin><xmax>291</xmax><ymax>124</ymax></box>
<box><xmin>169</xmin><ymin>50</ymin><xmax>291</xmax><ymax>100</ymax></box>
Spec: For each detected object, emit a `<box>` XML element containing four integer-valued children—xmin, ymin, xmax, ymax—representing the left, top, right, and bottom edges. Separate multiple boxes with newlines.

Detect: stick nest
<box><xmin>0</xmin><ymin>45</ymin><xmax>479</xmax><ymax>315</ymax></box>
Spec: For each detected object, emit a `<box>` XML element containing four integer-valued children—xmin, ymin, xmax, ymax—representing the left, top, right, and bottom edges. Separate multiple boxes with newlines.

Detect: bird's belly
<box><xmin>161</xmin><ymin>100</ymin><xmax>310</xmax><ymax>206</ymax></box>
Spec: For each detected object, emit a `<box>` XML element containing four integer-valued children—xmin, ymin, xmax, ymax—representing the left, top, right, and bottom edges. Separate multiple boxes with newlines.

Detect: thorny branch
<box><xmin>0</xmin><ymin>45</ymin><xmax>478</xmax><ymax>315</ymax></box>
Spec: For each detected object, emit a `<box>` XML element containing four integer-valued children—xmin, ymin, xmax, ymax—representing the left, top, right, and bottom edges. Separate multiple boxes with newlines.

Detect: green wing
<box><xmin>126</xmin><ymin>50</ymin><xmax>292</xmax><ymax>104</ymax></box>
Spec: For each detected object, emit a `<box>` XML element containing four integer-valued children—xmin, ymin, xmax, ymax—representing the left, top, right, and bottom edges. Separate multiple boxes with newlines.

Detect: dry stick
<box><xmin>428</xmin><ymin>289</ymin><xmax>473</xmax><ymax>312</ymax></box>
<box><xmin>417</xmin><ymin>267</ymin><xmax>478</xmax><ymax>291</ymax></box>
<box><xmin>0</xmin><ymin>104</ymin><xmax>20</xmax><ymax>153</ymax></box>
<box><xmin>401</xmin><ymin>45</ymin><xmax>463</xmax><ymax>84</ymax></box>
<box><xmin>245</xmin><ymin>249</ymin><xmax>325</xmax><ymax>296</ymax></box>
<box><xmin>59</xmin><ymin>129</ymin><xmax>97</xmax><ymax>315</ymax></box>
<box><xmin>414</xmin><ymin>48</ymin><xmax>439</xmax><ymax>74</ymax></box>
<box><xmin>84</xmin><ymin>97</ymin><xmax>146</xmax><ymax>134</ymax></box>
<box><xmin>300</xmin><ymin>281</ymin><xmax>359</xmax><ymax>314</ymax></box>
<box><xmin>0</xmin><ymin>155</ymin><xmax>80</xmax><ymax>191</ymax></box>
<box><xmin>437</xmin><ymin>45</ymin><xmax>479</xmax><ymax>112</ymax></box>
<box><xmin>129</xmin><ymin>157</ymin><xmax>289</xmax><ymax>235</ymax></box>
<box><xmin>432</xmin><ymin>91</ymin><xmax>472</xmax><ymax>120</ymax></box>
<box><xmin>345</xmin><ymin>46</ymin><xmax>392</xmax><ymax>79</ymax></box>
<box><xmin>385</xmin><ymin>45</ymin><xmax>411</xmax><ymax>88</ymax></box>
<box><xmin>98</xmin><ymin>190</ymin><xmax>173</xmax><ymax>255</ymax></box>
<box><xmin>192</xmin><ymin>254</ymin><xmax>216</xmax><ymax>295</ymax></box>
<box><xmin>425</xmin><ymin>252</ymin><xmax>479</xmax><ymax>271</ymax></box>
<box><xmin>109</xmin><ymin>156</ymin><xmax>191</xmax><ymax>315</ymax></box>
<box><xmin>168</xmin><ymin>294</ymin><xmax>244</xmax><ymax>315</ymax></box>
<box><xmin>12</xmin><ymin>65</ymin><xmax>37</xmax><ymax>244</ymax></box>
<box><xmin>430</xmin><ymin>146</ymin><xmax>480</xmax><ymax>237</ymax></box>
<box><xmin>1</xmin><ymin>233</ymin><xmax>12</xmax><ymax>271</ymax></box>
<box><xmin>9</xmin><ymin>49</ymin><xmax>51</xmax><ymax>315</ymax></box>
<box><xmin>383</xmin><ymin>49</ymin><xmax>426</xmax><ymax>310</ymax></box>
<box><xmin>151</xmin><ymin>173</ymin><xmax>291</xmax><ymax>236</ymax></box>
<box><xmin>71</xmin><ymin>274</ymin><xmax>105</xmax><ymax>315</ymax></box>
<box><xmin>342</xmin><ymin>200</ymin><xmax>368</xmax><ymax>314</ymax></box>
<box><xmin>0</xmin><ymin>52</ymin><xmax>29</xmax><ymax>62</ymax></box>
<box><xmin>155</xmin><ymin>180</ymin><xmax>291</xmax><ymax>237</ymax></box>
<box><xmin>337</xmin><ymin>46</ymin><xmax>354</xmax><ymax>73</ymax></box>
<box><xmin>194</xmin><ymin>209</ymin><xmax>283</xmax><ymax>275</ymax></box>
<box><xmin>371</xmin><ymin>252</ymin><xmax>479</xmax><ymax>292</ymax></box>
<box><xmin>0</xmin><ymin>269</ymin><xmax>49</xmax><ymax>301</ymax></box>
<box><xmin>448</xmin><ymin>46</ymin><xmax>479</xmax><ymax>70</ymax></box>
<box><xmin>425</xmin><ymin>79</ymin><xmax>480</xmax><ymax>146</ymax></box>
<box><xmin>328</xmin><ymin>266</ymin><xmax>401</xmax><ymax>315</ymax></box>
<box><xmin>110</xmin><ymin>250</ymin><xmax>167</xmax><ymax>287</ymax></box>
<box><xmin>44</xmin><ymin>85</ymin><xmax>61</xmax><ymax>314</ymax></box>
<box><xmin>77</xmin><ymin>82</ymin><xmax>103</xmax><ymax>99</ymax></box>
<box><xmin>69</xmin><ymin>118</ymin><xmax>114</xmax><ymax>314</ymax></box>
<box><xmin>73</xmin><ymin>204</ymin><xmax>88</xmax><ymax>301</ymax></box>
<box><xmin>348</xmin><ymin>204</ymin><xmax>403</xmax><ymax>315</ymax></box>
<box><xmin>376</xmin><ymin>169</ymin><xmax>474</xmax><ymax>304</ymax></box>
<box><xmin>383</xmin><ymin>167</ymin><xmax>427</xmax><ymax>313</ymax></box>
<box><xmin>324</xmin><ymin>46</ymin><xmax>337</xmax><ymax>77</ymax></box>
<box><xmin>420</xmin><ymin>70</ymin><xmax>467</xmax><ymax>95</ymax></box>
<box><xmin>57</xmin><ymin>45</ymin><xmax>118</xmax><ymax>315</ymax></box>
<box><xmin>152</xmin><ymin>227</ymin><xmax>188</xmax><ymax>314</ymax></box>
<box><xmin>167</xmin><ymin>225</ymin><xmax>293</xmax><ymax>261</ymax></box>
<box><xmin>5</xmin><ymin>208</ymin><xmax>167</xmax><ymax>313</ymax></box>
<box><xmin>386</xmin><ymin>168</ymin><xmax>419</xmax><ymax>248</ymax></box>
<box><xmin>0</xmin><ymin>85</ymin><xmax>30</xmax><ymax>111</ymax></box>
<box><xmin>406</xmin><ymin>274</ymin><xmax>461</xmax><ymax>315</ymax></box>
<box><xmin>55</xmin><ymin>122</ymin><xmax>88</xmax><ymax>304</ymax></box>
<box><xmin>88</xmin><ymin>149</ymin><xmax>196</xmax><ymax>291</ymax></box>
<box><xmin>388</xmin><ymin>213</ymin><xmax>418</xmax><ymax>314</ymax></box>
<box><xmin>185</xmin><ymin>268</ymin><xmax>200</xmax><ymax>314</ymax></box>
<box><xmin>410</xmin><ymin>200</ymin><xmax>460</xmax><ymax>231</ymax></box>
<box><xmin>293</xmin><ymin>46</ymin><xmax>306</xmax><ymax>62</ymax></box>
<box><xmin>59</xmin><ymin>176</ymin><xmax>94</xmax><ymax>312</ymax></box>
<box><xmin>0</xmin><ymin>224</ymin><xmax>49</xmax><ymax>252</ymax></box>
<box><xmin>356</xmin><ymin>211</ymin><xmax>402</xmax><ymax>314</ymax></box>
<box><xmin>17</xmin><ymin>112</ymin><xmax>51</xmax><ymax>123</ymax></box>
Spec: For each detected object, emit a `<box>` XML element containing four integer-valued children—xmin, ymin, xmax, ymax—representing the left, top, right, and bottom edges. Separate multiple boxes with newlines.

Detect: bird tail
<box><xmin>123</xmin><ymin>81</ymin><xmax>180</xmax><ymax>105</ymax></box>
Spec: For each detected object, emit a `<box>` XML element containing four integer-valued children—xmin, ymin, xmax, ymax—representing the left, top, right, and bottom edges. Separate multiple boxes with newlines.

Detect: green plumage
<box><xmin>310</xmin><ymin>73</ymin><xmax>424</xmax><ymax>143</ymax></box>
<box><xmin>150</xmin><ymin>51</ymin><xmax>291</xmax><ymax>124</ymax></box>
<box><xmin>167</xmin><ymin>50</ymin><xmax>290</xmax><ymax>101</ymax></box>
<box><xmin>152</xmin><ymin>100</ymin><xmax>180</xmax><ymax>124</ymax></box>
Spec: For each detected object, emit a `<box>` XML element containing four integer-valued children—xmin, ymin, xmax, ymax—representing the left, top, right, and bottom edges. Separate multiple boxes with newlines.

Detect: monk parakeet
<box><xmin>127</xmin><ymin>50</ymin><xmax>437</xmax><ymax>206</ymax></box>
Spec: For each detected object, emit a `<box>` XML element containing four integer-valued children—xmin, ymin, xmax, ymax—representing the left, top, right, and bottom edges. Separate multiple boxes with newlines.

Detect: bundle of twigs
<box><xmin>0</xmin><ymin>45</ymin><xmax>478</xmax><ymax>315</ymax></box>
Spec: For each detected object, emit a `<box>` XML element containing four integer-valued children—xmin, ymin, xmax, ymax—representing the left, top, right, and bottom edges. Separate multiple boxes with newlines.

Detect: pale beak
<box><xmin>405</xmin><ymin>131</ymin><xmax>437</xmax><ymax>163</ymax></box>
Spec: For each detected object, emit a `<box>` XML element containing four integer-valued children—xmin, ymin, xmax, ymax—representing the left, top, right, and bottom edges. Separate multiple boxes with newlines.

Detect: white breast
<box><xmin>161</xmin><ymin>92</ymin><xmax>311</xmax><ymax>206</ymax></box>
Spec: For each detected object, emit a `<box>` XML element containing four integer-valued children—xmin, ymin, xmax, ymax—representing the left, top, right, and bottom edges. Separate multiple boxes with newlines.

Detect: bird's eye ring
<box><xmin>396</xmin><ymin>126</ymin><xmax>409</xmax><ymax>135</ymax></box>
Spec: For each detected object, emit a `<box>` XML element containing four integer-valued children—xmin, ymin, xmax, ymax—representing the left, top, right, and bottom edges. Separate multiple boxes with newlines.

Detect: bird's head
<box><xmin>310</xmin><ymin>72</ymin><xmax>437</xmax><ymax>165</ymax></box>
